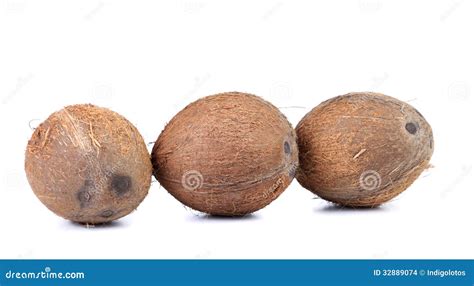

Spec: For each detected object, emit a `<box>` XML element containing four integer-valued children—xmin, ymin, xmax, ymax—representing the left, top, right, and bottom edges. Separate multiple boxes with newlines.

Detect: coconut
<box><xmin>296</xmin><ymin>92</ymin><xmax>434</xmax><ymax>207</ymax></box>
<box><xmin>25</xmin><ymin>104</ymin><xmax>152</xmax><ymax>224</ymax></box>
<box><xmin>152</xmin><ymin>92</ymin><xmax>298</xmax><ymax>216</ymax></box>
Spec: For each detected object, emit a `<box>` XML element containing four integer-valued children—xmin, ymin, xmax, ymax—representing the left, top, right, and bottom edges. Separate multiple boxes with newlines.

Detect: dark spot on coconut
<box><xmin>430</xmin><ymin>136</ymin><xmax>433</xmax><ymax>149</ymax></box>
<box><xmin>284</xmin><ymin>141</ymin><xmax>291</xmax><ymax>154</ymax></box>
<box><xmin>77</xmin><ymin>191</ymin><xmax>91</xmax><ymax>208</ymax></box>
<box><xmin>77</xmin><ymin>180</ymin><xmax>93</xmax><ymax>208</ymax></box>
<box><xmin>405</xmin><ymin>122</ymin><xmax>417</xmax><ymax>135</ymax></box>
<box><xmin>100</xmin><ymin>210</ymin><xmax>114</xmax><ymax>218</ymax></box>
<box><xmin>111</xmin><ymin>174</ymin><xmax>132</xmax><ymax>196</ymax></box>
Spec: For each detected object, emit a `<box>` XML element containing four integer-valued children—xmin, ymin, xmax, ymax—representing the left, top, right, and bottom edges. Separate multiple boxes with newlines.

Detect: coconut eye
<box><xmin>111</xmin><ymin>174</ymin><xmax>132</xmax><ymax>196</ymax></box>
<box><xmin>100</xmin><ymin>210</ymin><xmax>114</xmax><ymax>218</ymax></box>
<box><xmin>284</xmin><ymin>141</ymin><xmax>291</xmax><ymax>154</ymax></box>
<box><xmin>405</xmin><ymin>122</ymin><xmax>417</xmax><ymax>135</ymax></box>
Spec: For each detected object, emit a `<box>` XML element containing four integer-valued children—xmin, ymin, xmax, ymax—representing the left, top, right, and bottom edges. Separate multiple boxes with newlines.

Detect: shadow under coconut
<box><xmin>316</xmin><ymin>203</ymin><xmax>391</xmax><ymax>213</ymax></box>
<box><xmin>65</xmin><ymin>219</ymin><xmax>128</xmax><ymax>229</ymax></box>
<box><xmin>186</xmin><ymin>213</ymin><xmax>261</xmax><ymax>223</ymax></box>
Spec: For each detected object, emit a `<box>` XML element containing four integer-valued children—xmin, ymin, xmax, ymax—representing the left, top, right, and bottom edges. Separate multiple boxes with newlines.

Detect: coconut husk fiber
<box><xmin>25</xmin><ymin>104</ymin><xmax>152</xmax><ymax>224</ymax></box>
<box><xmin>152</xmin><ymin>92</ymin><xmax>298</xmax><ymax>216</ymax></box>
<box><xmin>296</xmin><ymin>92</ymin><xmax>434</xmax><ymax>207</ymax></box>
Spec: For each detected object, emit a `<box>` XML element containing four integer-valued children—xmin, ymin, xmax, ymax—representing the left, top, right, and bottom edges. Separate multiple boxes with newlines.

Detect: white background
<box><xmin>0</xmin><ymin>0</ymin><xmax>473</xmax><ymax>259</ymax></box>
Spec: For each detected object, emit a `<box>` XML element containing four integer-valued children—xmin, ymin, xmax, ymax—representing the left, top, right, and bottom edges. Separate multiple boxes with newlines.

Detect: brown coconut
<box><xmin>296</xmin><ymin>92</ymin><xmax>434</xmax><ymax>207</ymax></box>
<box><xmin>152</xmin><ymin>92</ymin><xmax>298</xmax><ymax>216</ymax></box>
<box><xmin>25</xmin><ymin>104</ymin><xmax>152</xmax><ymax>224</ymax></box>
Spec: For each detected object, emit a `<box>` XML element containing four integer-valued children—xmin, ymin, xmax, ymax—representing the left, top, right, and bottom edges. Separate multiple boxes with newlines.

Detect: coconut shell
<box><xmin>152</xmin><ymin>92</ymin><xmax>298</xmax><ymax>216</ymax></box>
<box><xmin>25</xmin><ymin>104</ymin><xmax>152</xmax><ymax>224</ymax></box>
<box><xmin>296</xmin><ymin>92</ymin><xmax>434</xmax><ymax>207</ymax></box>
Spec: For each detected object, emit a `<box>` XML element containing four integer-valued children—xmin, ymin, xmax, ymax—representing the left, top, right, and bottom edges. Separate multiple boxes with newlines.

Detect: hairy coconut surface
<box><xmin>296</xmin><ymin>92</ymin><xmax>434</xmax><ymax>207</ymax></box>
<box><xmin>25</xmin><ymin>104</ymin><xmax>152</xmax><ymax>224</ymax></box>
<box><xmin>152</xmin><ymin>92</ymin><xmax>298</xmax><ymax>216</ymax></box>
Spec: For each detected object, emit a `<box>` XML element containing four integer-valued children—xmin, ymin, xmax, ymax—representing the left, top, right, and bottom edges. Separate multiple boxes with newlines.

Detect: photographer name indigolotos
<box><xmin>426</xmin><ymin>269</ymin><xmax>466</xmax><ymax>278</ymax></box>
